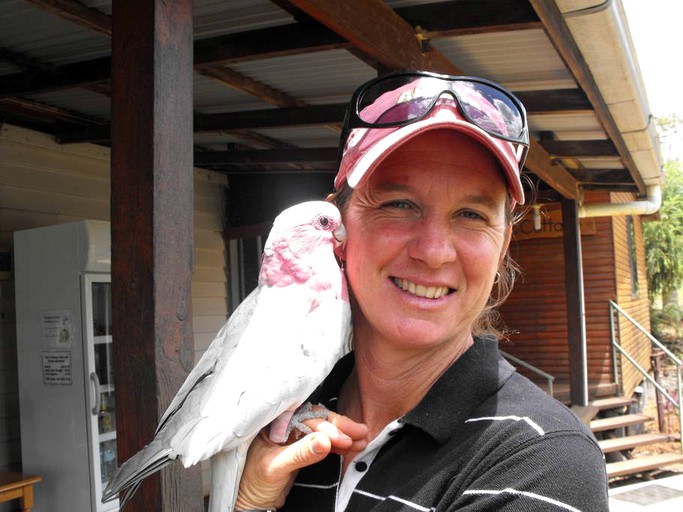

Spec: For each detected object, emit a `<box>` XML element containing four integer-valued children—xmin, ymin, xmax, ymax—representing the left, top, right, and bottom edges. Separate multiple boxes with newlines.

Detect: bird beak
<box><xmin>334</xmin><ymin>223</ymin><xmax>347</xmax><ymax>249</ymax></box>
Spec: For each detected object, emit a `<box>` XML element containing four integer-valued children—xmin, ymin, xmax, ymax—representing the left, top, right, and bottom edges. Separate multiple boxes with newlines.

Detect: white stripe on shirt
<box><xmin>463</xmin><ymin>488</ymin><xmax>582</xmax><ymax>511</ymax></box>
<box><xmin>354</xmin><ymin>489</ymin><xmax>435</xmax><ymax>511</ymax></box>
<box><xmin>465</xmin><ymin>415</ymin><xmax>545</xmax><ymax>435</ymax></box>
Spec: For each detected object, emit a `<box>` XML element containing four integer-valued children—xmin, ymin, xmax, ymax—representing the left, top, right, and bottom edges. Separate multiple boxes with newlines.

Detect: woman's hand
<box><xmin>235</xmin><ymin>411</ymin><xmax>368</xmax><ymax>510</ymax></box>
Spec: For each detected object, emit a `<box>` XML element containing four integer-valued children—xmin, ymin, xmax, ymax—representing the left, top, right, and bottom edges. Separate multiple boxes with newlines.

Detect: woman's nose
<box><xmin>407</xmin><ymin>218</ymin><xmax>457</xmax><ymax>268</ymax></box>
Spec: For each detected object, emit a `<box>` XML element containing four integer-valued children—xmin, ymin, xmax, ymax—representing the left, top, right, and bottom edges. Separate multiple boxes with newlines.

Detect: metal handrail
<box><xmin>500</xmin><ymin>350</ymin><xmax>555</xmax><ymax>397</ymax></box>
<box><xmin>609</xmin><ymin>300</ymin><xmax>682</xmax><ymax>453</ymax></box>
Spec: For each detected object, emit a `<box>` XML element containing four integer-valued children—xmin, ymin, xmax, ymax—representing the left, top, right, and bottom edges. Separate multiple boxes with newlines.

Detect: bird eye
<box><xmin>319</xmin><ymin>216</ymin><xmax>330</xmax><ymax>227</ymax></box>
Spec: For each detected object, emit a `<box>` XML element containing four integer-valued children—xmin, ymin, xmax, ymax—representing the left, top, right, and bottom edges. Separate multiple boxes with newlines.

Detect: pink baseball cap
<box><xmin>334</xmin><ymin>77</ymin><xmax>526</xmax><ymax>205</ymax></box>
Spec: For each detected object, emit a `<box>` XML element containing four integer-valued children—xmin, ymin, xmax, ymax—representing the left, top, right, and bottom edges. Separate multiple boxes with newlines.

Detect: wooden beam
<box><xmin>394</xmin><ymin>0</ymin><xmax>541</xmax><ymax>38</ymax></box>
<box><xmin>570</xmin><ymin>168</ymin><xmax>632</xmax><ymax>183</ymax></box>
<box><xmin>24</xmin><ymin>0</ymin><xmax>111</xmax><ymax>35</ymax></box>
<box><xmin>542</xmin><ymin>139</ymin><xmax>619</xmax><ymax>158</ymax></box>
<box><xmin>0</xmin><ymin>97</ymin><xmax>104</xmax><ymax>127</ymax></box>
<box><xmin>194</xmin><ymin>147</ymin><xmax>338</xmax><ymax>166</ymax></box>
<box><xmin>0</xmin><ymin>47</ymin><xmax>53</xmax><ymax>72</ymax></box>
<box><xmin>289</xmin><ymin>0</ymin><xmax>462</xmax><ymax>74</ymax></box>
<box><xmin>524</xmin><ymin>139</ymin><xmax>579</xmax><ymax>200</ymax></box>
<box><xmin>561</xmin><ymin>197</ymin><xmax>588</xmax><ymax>407</ymax></box>
<box><xmin>60</xmin><ymin>102</ymin><xmax>346</xmax><ymax>143</ymax></box>
<box><xmin>194</xmin><ymin>22</ymin><xmax>351</xmax><ymax>66</ymax></box>
<box><xmin>195</xmin><ymin>104</ymin><xmax>346</xmax><ymax>131</ymax></box>
<box><xmin>110</xmin><ymin>0</ymin><xmax>202</xmax><ymax>510</ymax></box>
<box><xmin>0</xmin><ymin>56</ymin><xmax>110</xmax><ymax>97</ymax></box>
<box><xmin>289</xmin><ymin>0</ymin><xmax>580</xmax><ymax>201</ymax></box>
<box><xmin>529</xmin><ymin>0</ymin><xmax>646</xmax><ymax>194</ymax></box>
<box><xmin>515</xmin><ymin>88</ymin><xmax>592</xmax><ymax>115</ymax></box>
<box><xmin>198</xmin><ymin>66</ymin><xmax>307</xmax><ymax>107</ymax></box>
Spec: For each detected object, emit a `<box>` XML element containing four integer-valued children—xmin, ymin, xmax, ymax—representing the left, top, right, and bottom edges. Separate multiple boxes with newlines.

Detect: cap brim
<box><xmin>343</xmin><ymin>107</ymin><xmax>525</xmax><ymax>205</ymax></box>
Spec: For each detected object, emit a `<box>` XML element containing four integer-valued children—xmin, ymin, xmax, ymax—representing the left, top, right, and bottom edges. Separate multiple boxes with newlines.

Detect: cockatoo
<box><xmin>102</xmin><ymin>201</ymin><xmax>351</xmax><ymax>511</ymax></box>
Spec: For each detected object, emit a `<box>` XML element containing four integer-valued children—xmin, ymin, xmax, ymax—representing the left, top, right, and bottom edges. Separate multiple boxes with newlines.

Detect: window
<box><xmin>626</xmin><ymin>215</ymin><xmax>639</xmax><ymax>296</ymax></box>
<box><xmin>227</xmin><ymin>236</ymin><xmax>263</xmax><ymax>313</ymax></box>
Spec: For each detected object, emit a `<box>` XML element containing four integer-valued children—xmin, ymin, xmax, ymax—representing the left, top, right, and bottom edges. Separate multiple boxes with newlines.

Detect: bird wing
<box><xmin>165</xmin><ymin>283</ymin><xmax>350</xmax><ymax>467</ymax></box>
<box><xmin>155</xmin><ymin>286</ymin><xmax>262</xmax><ymax>434</ymax></box>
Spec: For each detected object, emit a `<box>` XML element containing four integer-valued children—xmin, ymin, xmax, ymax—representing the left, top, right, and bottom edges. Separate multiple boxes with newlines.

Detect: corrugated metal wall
<box><xmin>0</xmin><ymin>123</ymin><xmax>228</xmax><ymax>497</ymax></box>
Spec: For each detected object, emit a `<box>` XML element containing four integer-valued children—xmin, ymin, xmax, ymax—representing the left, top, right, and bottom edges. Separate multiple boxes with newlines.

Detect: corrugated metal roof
<box><xmin>0</xmin><ymin>0</ymin><xmax>657</xmax><ymax>189</ymax></box>
<box><xmin>194</xmin><ymin>0</ymin><xmax>293</xmax><ymax>38</ymax></box>
<box><xmin>529</xmin><ymin>112</ymin><xmax>607</xmax><ymax>140</ymax></box>
<box><xmin>229</xmin><ymin>50</ymin><xmax>376</xmax><ymax>106</ymax></box>
<box><xmin>25</xmin><ymin>88</ymin><xmax>111</xmax><ymax>120</ymax></box>
<box><xmin>0</xmin><ymin>0</ymin><xmax>110</xmax><ymax>67</ymax></box>
<box><xmin>433</xmin><ymin>29</ymin><xmax>576</xmax><ymax>91</ymax></box>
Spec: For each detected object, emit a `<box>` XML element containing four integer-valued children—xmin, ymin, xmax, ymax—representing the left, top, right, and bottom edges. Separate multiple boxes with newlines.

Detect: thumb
<box><xmin>270</xmin><ymin>432</ymin><xmax>332</xmax><ymax>477</ymax></box>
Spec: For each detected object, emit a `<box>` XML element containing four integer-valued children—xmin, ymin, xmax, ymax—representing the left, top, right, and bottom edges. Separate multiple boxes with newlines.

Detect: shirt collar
<box><xmin>402</xmin><ymin>337</ymin><xmax>516</xmax><ymax>444</ymax></box>
<box><xmin>313</xmin><ymin>337</ymin><xmax>516</xmax><ymax>445</ymax></box>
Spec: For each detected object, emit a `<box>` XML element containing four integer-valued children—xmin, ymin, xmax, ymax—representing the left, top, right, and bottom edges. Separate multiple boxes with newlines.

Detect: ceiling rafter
<box><xmin>18</xmin><ymin>0</ymin><xmax>303</xmax><ymax>110</ymax></box>
<box><xmin>4</xmin><ymin>0</ymin><xmax>543</xmax><ymax>97</ymax></box>
<box><xmin>543</xmin><ymin>140</ymin><xmax>619</xmax><ymax>159</ymax></box>
<box><xmin>393</xmin><ymin>0</ymin><xmax>541</xmax><ymax>39</ymax></box>
<box><xmin>57</xmin><ymin>93</ymin><xmax>594</xmax><ymax>143</ymax></box>
<box><xmin>287</xmin><ymin>0</ymin><xmax>580</xmax><ymax>200</ymax></box>
<box><xmin>24</xmin><ymin>0</ymin><xmax>112</xmax><ymax>36</ymax></box>
<box><xmin>528</xmin><ymin>0</ymin><xmax>645</xmax><ymax>195</ymax></box>
<box><xmin>194</xmin><ymin>147</ymin><xmax>338</xmax><ymax>166</ymax></box>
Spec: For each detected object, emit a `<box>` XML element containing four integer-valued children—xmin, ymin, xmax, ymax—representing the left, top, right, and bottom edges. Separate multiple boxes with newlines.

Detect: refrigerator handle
<box><xmin>90</xmin><ymin>372</ymin><xmax>102</xmax><ymax>415</ymax></box>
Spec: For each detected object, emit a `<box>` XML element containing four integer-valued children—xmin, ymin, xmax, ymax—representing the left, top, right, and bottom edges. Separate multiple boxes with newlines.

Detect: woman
<box><xmin>235</xmin><ymin>72</ymin><xmax>609</xmax><ymax>511</ymax></box>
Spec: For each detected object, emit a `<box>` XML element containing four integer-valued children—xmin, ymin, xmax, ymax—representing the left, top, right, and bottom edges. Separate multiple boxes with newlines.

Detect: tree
<box><xmin>644</xmin><ymin>159</ymin><xmax>683</xmax><ymax>302</ymax></box>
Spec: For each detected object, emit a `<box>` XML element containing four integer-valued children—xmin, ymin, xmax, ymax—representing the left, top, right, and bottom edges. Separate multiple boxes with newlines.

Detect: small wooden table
<box><xmin>0</xmin><ymin>471</ymin><xmax>42</xmax><ymax>512</ymax></box>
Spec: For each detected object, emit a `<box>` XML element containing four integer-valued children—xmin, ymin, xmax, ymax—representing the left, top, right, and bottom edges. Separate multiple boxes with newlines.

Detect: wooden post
<box><xmin>110</xmin><ymin>1</ymin><xmax>202</xmax><ymax>510</ymax></box>
<box><xmin>562</xmin><ymin>198</ymin><xmax>589</xmax><ymax>407</ymax></box>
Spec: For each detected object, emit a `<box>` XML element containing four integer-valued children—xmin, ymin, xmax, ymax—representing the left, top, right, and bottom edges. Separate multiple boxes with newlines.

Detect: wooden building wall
<box><xmin>611</xmin><ymin>192</ymin><xmax>652</xmax><ymax>399</ymax></box>
<box><xmin>499</xmin><ymin>191</ymin><xmax>651</xmax><ymax>401</ymax></box>
<box><xmin>0</xmin><ymin>124</ymin><xmax>228</xmax><ymax>496</ymax></box>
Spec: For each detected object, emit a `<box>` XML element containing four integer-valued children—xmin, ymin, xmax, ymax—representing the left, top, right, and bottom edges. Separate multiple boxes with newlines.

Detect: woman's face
<box><xmin>341</xmin><ymin>130</ymin><xmax>511</xmax><ymax>355</ymax></box>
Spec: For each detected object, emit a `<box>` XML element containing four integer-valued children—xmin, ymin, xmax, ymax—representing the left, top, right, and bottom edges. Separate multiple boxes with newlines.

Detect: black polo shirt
<box><xmin>280</xmin><ymin>337</ymin><xmax>609</xmax><ymax>511</ymax></box>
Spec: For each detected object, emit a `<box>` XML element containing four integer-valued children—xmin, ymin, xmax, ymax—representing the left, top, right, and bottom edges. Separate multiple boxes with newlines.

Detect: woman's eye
<box><xmin>382</xmin><ymin>200</ymin><xmax>412</xmax><ymax>210</ymax></box>
<box><xmin>460</xmin><ymin>210</ymin><xmax>485</xmax><ymax>221</ymax></box>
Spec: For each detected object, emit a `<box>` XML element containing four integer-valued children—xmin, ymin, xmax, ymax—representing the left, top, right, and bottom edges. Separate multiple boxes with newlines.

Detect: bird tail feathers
<box><xmin>101</xmin><ymin>438</ymin><xmax>174</xmax><ymax>508</ymax></box>
<box><xmin>208</xmin><ymin>442</ymin><xmax>251</xmax><ymax>512</ymax></box>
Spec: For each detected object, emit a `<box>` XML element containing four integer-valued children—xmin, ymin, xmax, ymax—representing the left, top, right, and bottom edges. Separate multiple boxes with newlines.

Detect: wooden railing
<box><xmin>609</xmin><ymin>300</ymin><xmax>683</xmax><ymax>453</ymax></box>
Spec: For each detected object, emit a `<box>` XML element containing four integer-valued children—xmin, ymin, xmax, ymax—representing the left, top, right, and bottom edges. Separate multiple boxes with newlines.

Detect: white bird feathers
<box><xmin>102</xmin><ymin>201</ymin><xmax>351</xmax><ymax>511</ymax></box>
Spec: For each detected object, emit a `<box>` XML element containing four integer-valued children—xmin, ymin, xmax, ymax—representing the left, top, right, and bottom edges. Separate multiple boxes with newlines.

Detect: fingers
<box><xmin>236</xmin><ymin>411</ymin><xmax>369</xmax><ymax>510</ymax></box>
<box><xmin>304</xmin><ymin>410</ymin><xmax>369</xmax><ymax>455</ymax></box>
<box><xmin>269</xmin><ymin>432</ymin><xmax>332</xmax><ymax>476</ymax></box>
<box><xmin>236</xmin><ymin>433</ymin><xmax>331</xmax><ymax>511</ymax></box>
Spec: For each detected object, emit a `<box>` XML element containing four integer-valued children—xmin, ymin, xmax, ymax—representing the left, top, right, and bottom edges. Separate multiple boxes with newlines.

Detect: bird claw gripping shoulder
<box><xmin>270</xmin><ymin>402</ymin><xmax>330</xmax><ymax>444</ymax></box>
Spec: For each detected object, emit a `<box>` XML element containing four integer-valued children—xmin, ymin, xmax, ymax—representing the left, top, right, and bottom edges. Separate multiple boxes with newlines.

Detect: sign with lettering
<box><xmin>514</xmin><ymin>204</ymin><xmax>596</xmax><ymax>241</ymax></box>
<box><xmin>41</xmin><ymin>351</ymin><xmax>72</xmax><ymax>385</ymax></box>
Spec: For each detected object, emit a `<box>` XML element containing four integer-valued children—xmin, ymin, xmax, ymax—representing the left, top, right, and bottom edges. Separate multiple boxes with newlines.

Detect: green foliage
<box><xmin>644</xmin><ymin>159</ymin><xmax>683</xmax><ymax>299</ymax></box>
<box><xmin>651</xmin><ymin>303</ymin><xmax>683</xmax><ymax>340</ymax></box>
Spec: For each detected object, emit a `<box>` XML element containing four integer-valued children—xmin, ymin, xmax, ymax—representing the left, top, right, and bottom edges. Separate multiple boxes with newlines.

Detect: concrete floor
<box><xmin>610</xmin><ymin>474</ymin><xmax>683</xmax><ymax>511</ymax></box>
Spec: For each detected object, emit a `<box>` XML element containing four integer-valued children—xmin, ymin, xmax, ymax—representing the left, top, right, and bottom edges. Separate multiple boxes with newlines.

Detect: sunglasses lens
<box><xmin>356</xmin><ymin>75</ymin><xmax>527</xmax><ymax>145</ymax></box>
<box><xmin>452</xmin><ymin>81</ymin><xmax>526</xmax><ymax>142</ymax></box>
<box><xmin>358</xmin><ymin>75</ymin><xmax>433</xmax><ymax>124</ymax></box>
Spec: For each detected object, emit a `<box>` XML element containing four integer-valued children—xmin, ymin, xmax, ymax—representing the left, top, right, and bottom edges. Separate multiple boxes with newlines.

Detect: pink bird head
<box><xmin>259</xmin><ymin>201</ymin><xmax>348</xmax><ymax>301</ymax></box>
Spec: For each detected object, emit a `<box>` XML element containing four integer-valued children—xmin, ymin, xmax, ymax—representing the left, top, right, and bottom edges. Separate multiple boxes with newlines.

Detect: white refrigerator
<box><xmin>14</xmin><ymin>220</ymin><xmax>119</xmax><ymax>512</ymax></box>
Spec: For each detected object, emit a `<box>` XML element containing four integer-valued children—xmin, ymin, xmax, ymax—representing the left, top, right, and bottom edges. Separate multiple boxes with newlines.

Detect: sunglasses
<box><xmin>338</xmin><ymin>70</ymin><xmax>529</xmax><ymax>170</ymax></box>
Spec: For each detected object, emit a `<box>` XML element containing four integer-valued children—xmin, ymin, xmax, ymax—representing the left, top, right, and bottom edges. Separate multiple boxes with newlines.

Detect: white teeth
<box><xmin>393</xmin><ymin>278</ymin><xmax>450</xmax><ymax>299</ymax></box>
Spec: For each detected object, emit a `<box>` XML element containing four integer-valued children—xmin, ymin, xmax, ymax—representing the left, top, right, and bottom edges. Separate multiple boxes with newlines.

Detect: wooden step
<box><xmin>598</xmin><ymin>433</ymin><xmax>671</xmax><ymax>453</ymax></box>
<box><xmin>590</xmin><ymin>414</ymin><xmax>651</xmax><ymax>433</ymax></box>
<box><xmin>606</xmin><ymin>453</ymin><xmax>683</xmax><ymax>478</ymax></box>
<box><xmin>590</xmin><ymin>396</ymin><xmax>633</xmax><ymax>411</ymax></box>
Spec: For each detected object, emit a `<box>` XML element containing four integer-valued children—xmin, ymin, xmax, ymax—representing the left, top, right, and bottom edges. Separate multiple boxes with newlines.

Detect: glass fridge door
<box><xmin>83</xmin><ymin>274</ymin><xmax>119</xmax><ymax>511</ymax></box>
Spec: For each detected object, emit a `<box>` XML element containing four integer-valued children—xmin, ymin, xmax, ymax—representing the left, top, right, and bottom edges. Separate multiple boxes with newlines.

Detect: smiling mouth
<box><xmin>391</xmin><ymin>277</ymin><xmax>454</xmax><ymax>299</ymax></box>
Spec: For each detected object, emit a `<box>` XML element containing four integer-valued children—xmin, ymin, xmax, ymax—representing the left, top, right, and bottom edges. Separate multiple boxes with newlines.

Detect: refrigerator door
<box><xmin>83</xmin><ymin>274</ymin><xmax>119</xmax><ymax>511</ymax></box>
